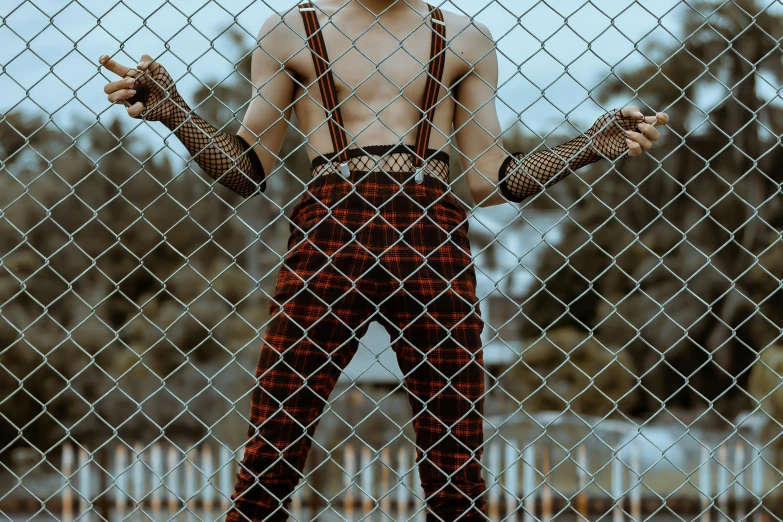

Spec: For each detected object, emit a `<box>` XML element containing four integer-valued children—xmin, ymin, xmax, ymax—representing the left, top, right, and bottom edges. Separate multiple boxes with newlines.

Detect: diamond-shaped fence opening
<box><xmin>2</xmin><ymin>0</ymin><xmax>783</xmax><ymax>521</ymax></box>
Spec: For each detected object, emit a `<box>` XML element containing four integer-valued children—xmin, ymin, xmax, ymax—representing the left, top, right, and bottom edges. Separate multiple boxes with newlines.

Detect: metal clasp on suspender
<box><xmin>339</xmin><ymin>162</ymin><xmax>351</xmax><ymax>178</ymax></box>
<box><xmin>414</xmin><ymin>167</ymin><xmax>425</xmax><ymax>184</ymax></box>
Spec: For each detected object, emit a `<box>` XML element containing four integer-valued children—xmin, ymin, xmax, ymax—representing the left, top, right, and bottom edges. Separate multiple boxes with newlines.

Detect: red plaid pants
<box><xmin>225</xmin><ymin>169</ymin><xmax>487</xmax><ymax>522</ymax></box>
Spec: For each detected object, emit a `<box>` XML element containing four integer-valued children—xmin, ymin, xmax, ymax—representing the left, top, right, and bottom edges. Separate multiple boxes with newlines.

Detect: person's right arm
<box><xmin>99</xmin><ymin>13</ymin><xmax>298</xmax><ymax>198</ymax></box>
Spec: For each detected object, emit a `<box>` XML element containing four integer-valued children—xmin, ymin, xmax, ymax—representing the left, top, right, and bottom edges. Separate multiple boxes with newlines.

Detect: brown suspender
<box><xmin>413</xmin><ymin>4</ymin><xmax>446</xmax><ymax>168</ymax></box>
<box><xmin>299</xmin><ymin>2</ymin><xmax>350</xmax><ymax>163</ymax></box>
<box><xmin>299</xmin><ymin>2</ymin><xmax>446</xmax><ymax>169</ymax></box>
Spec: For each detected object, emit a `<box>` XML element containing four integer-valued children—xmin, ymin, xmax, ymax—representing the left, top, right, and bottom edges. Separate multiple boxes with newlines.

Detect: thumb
<box><xmin>127</xmin><ymin>102</ymin><xmax>145</xmax><ymax>118</ymax></box>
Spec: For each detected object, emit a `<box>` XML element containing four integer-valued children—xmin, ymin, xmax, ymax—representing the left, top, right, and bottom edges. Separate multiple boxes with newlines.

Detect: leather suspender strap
<box><xmin>299</xmin><ymin>2</ymin><xmax>350</xmax><ymax>164</ymax></box>
<box><xmin>299</xmin><ymin>2</ymin><xmax>446</xmax><ymax>170</ymax></box>
<box><xmin>412</xmin><ymin>4</ymin><xmax>447</xmax><ymax>169</ymax></box>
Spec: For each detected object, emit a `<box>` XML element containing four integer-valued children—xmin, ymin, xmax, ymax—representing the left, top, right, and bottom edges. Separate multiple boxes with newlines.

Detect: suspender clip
<box><xmin>414</xmin><ymin>167</ymin><xmax>425</xmax><ymax>184</ymax></box>
<box><xmin>339</xmin><ymin>162</ymin><xmax>351</xmax><ymax>178</ymax></box>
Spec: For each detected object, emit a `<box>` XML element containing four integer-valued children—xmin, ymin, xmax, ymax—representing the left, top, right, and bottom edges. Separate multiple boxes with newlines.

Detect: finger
<box><xmin>621</xmin><ymin>105</ymin><xmax>644</xmax><ymax>120</ymax></box>
<box><xmin>626</xmin><ymin>130</ymin><xmax>652</xmax><ymax>151</ymax></box>
<box><xmin>108</xmin><ymin>89</ymin><xmax>137</xmax><ymax>104</ymax></box>
<box><xmin>626</xmin><ymin>138</ymin><xmax>642</xmax><ymax>157</ymax></box>
<box><xmin>127</xmin><ymin>102</ymin><xmax>145</xmax><ymax>118</ymax></box>
<box><xmin>99</xmin><ymin>55</ymin><xmax>132</xmax><ymax>78</ymax></box>
<box><xmin>138</xmin><ymin>54</ymin><xmax>161</xmax><ymax>73</ymax></box>
<box><xmin>642</xmin><ymin>112</ymin><xmax>668</xmax><ymax>126</ymax></box>
<box><xmin>638</xmin><ymin>122</ymin><xmax>661</xmax><ymax>141</ymax></box>
<box><xmin>103</xmin><ymin>77</ymin><xmax>136</xmax><ymax>94</ymax></box>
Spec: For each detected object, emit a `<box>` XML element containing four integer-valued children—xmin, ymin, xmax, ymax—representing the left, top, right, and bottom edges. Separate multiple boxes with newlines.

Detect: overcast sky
<box><xmin>1</xmin><ymin>0</ymin><xmax>685</xmax><ymax>138</ymax></box>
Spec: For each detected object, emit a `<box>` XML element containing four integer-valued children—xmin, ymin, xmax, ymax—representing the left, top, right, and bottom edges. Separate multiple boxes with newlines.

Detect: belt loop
<box><xmin>339</xmin><ymin>162</ymin><xmax>351</xmax><ymax>178</ymax></box>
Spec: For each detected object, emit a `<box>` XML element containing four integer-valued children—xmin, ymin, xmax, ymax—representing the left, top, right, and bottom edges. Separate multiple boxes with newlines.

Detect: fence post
<box><xmin>62</xmin><ymin>442</ymin><xmax>74</xmax><ymax>522</ymax></box>
<box><xmin>78</xmin><ymin>446</ymin><xmax>90</xmax><ymax>522</ymax></box>
<box><xmin>220</xmin><ymin>445</ymin><xmax>233</xmax><ymax>512</ymax></box>
<box><xmin>612</xmin><ymin>451</ymin><xmax>623</xmax><ymax>522</ymax></box>
<box><xmin>97</xmin><ymin>443</ymin><xmax>109</xmax><ymax>520</ymax></box>
<box><xmin>718</xmin><ymin>444</ymin><xmax>729</xmax><ymax>516</ymax></box>
<box><xmin>631</xmin><ymin>444</ymin><xmax>641</xmax><ymax>521</ymax></box>
<box><xmin>133</xmin><ymin>443</ymin><xmax>144</xmax><ymax>516</ymax></box>
<box><xmin>362</xmin><ymin>446</ymin><xmax>374</xmax><ymax>515</ymax></box>
<box><xmin>523</xmin><ymin>443</ymin><xmax>536</xmax><ymax>522</ymax></box>
<box><xmin>752</xmin><ymin>445</ymin><xmax>763</xmax><ymax>522</ymax></box>
<box><xmin>380</xmin><ymin>447</ymin><xmax>391</xmax><ymax>516</ymax></box>
<box><xmin>735</xmin><ymin>439</ymin><xmax>745</xmax><ymax>522</ymax></box>
<box><xmin>577</xmin><ymin>444</ymin><xmax>588</xmax><ymax>519</ymax></box>
<box><xmin>186</xmin><ymin>447</ymin><xmax>197</xmax><ymax>512</ymax></box>
<box><xmin>168</xmin><ymin>445</ymin><xmax>179</xmax><ymax>513</ymax></box>
<box><xmin>413</xmin><ymin>452</ymin><xmax>424</xmax><ymax>522</ymax></box>
<box><xmin>489</xmin><ymin>441</ymin><xmax>501</xmax><ymax>521</ymax></box>
<box><xmin>151</xmin><ymin>442</ymin><xmax>162</xmax><ymax>517</ymax></box>
<box><xmin>396</xmin><ymin>446</ymin><xmax>408</xmax><ymax>522</ymax></box>
<box><xmin>114</xmin><ymin>445</ymin><xmax>127</xmax><ymax>518</ymax></box>
<box><xmin>345</xmin><ymin>443</ymin><xmax>356</xmax><ymax>522</ymax></box>
<box><xmin>701</xmin><ymin>445</ymin><xmax>712</xmax><ymax>522</ymax></box>
<box><xmin>204</xmin><ymin>445</ymin><xmax>216</xmax><ymax>513</ymax></box>
<box><xmin>542</xmin><ymin>445</ymin><xmax>551</xmax><ymax>522</ymax></box>
<box><xmin>506</xmin><ymin>440</ymin><xmax>519</xmax><ymax>521</ymax></box>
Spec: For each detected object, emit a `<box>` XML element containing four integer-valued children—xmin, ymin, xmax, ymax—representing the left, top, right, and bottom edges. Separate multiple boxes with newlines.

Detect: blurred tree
<box><xmin>0</xmin><ymin>28</ymin><xmax>315</xmax><ymax>459</ymax></box>
<box><xmin>510</xmin><ymin>0</ymin><xmax>783</xmax><ymax>422</ymax></box>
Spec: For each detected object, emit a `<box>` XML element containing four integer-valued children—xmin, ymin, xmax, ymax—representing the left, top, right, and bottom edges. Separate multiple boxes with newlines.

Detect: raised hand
<box><xmin>98</xmin><ymin>52</ymin><xmax>265</xmax><ymax>197</ymax></box>
<box><xmin>99</xmin><ymin>53</ymin><xmax>183</xmax><ymax>122</ymax></box>
<box><xmin>497</xmin><ymin>105</ymin><xmax>671</xmax><ymax>203</ymax></box>
<box><xmin>587</xmin><ymin>105</ymin><xmax>669</xmax><ymax>161</ymax></box>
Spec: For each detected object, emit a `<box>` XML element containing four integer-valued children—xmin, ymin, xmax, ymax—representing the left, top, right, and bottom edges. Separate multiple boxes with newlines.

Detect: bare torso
<box><xmin>280</xmin><ymin>0</ymin><xmax>474</xmax><ymax>162</ymax></box>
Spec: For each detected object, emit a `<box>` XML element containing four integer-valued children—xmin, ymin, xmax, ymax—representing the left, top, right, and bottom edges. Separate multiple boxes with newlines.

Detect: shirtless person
<box><xmin>99</xmin><ymin>0</ymin><xmax>668</xmax><ymax>520</ymax></box>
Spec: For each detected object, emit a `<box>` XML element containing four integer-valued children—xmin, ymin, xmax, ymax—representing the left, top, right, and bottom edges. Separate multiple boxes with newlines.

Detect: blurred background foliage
<box><xmin>1</xmin><ymin>0</ymin><xmax>783</xmax><ymax>467</ymax></box>
<box><xmin>505</xmin><ymin>0</ymin><xmax>783</xmax><ymax>428</ymax></box>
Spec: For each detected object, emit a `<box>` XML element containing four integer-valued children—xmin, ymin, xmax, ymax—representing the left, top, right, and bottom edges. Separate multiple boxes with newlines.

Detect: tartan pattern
<box><xmin>225</xmin><ymin>156</ymin><xmax>487</xmax><ymax>522</ymax></box>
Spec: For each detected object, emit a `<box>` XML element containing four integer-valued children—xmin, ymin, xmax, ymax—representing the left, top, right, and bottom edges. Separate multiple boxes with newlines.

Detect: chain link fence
<box><xmin>2</xmin><ymin>0</ymin><xmax>783</xmax><ymax>520</ymax></box>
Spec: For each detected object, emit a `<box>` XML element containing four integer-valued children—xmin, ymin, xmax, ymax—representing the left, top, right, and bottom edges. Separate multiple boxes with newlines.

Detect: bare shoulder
<box><xmin>442</xmin><ymin>9</ymin><xmax>495</xmax><ymax>65</ymax></box>
<box><xmin>254</xmin><ymin>8</ymin><xmax>307</xmax><ymax>62</ymax></box>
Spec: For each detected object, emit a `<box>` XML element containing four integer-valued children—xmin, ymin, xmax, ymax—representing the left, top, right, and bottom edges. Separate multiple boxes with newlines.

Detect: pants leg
<box><xmin>226</xmin><ymin>192</ymin><xmax>377</xmax><ymax>522</ymax></box>
<box><xmin>381</xmin><ymin>283</ymin><xmax>487</xmax><ymax>522</ymax></box>
<box><xmin>379</xmin><ymin>184</ymin><xmax>488</xmax><ymax>522</ymax></box>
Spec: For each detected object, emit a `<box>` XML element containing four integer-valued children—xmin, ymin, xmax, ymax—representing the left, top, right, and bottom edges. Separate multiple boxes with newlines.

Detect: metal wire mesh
<box><xmin>2</xmin><ymin>0</ymin><xmax>783</xmax><ymax>521</ymax></box>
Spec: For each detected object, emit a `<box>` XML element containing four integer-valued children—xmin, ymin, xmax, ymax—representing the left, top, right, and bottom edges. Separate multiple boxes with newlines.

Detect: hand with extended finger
<box><xmin>587</xmin><ymin>105</ymin><xmax>669</xmax><ymax>161</ymax></box>
<box><xmin>99</xmin><ymin>53</ymin><xmax>184</xmax><ymax>123</ymax></box>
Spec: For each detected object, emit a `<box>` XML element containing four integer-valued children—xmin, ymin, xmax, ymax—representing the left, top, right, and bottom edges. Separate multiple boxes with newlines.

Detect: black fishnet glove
<box><xmin>498</xmin><ymin>107</ymin><xmax>642</xmax><ymax>203</ymax></box>
<box><xmin>101</xmin><ymin>54</ymin><xmax>265</xmax><ymax>197</ymax></box>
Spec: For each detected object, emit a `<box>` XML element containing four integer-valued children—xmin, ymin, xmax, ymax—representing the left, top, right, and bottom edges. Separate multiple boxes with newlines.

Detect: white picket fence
<box><xmin>59</xmin><ymin>437</ymin><xmax>768</xmax><ymax>522</ymax></box>
<box><xmin>61</xmin><ymin>442</ymin><xmax>236</xmax><ymax>522</ymax></box>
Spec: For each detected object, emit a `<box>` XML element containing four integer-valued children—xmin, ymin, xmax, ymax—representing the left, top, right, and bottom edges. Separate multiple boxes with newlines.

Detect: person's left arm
<box><xmin>451</xmin><ymin>21</ymin><xmax>669</xmax><ymax>207</ymax></box>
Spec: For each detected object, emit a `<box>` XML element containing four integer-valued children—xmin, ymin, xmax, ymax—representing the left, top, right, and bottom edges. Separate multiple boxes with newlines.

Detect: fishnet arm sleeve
<box><xmin>498</xmin><ymin>108</ymin><xmax>641</xmax><ymax>203</ymax></box>
<box><xmin>159</xmin><ymin>94</ymin><xmax>266</xmax><ymax>198</ymax></box>
<box><xmin>497</xmin><ymin>135</ymin><xmax>597</xmax><ymax>203</ymax></box>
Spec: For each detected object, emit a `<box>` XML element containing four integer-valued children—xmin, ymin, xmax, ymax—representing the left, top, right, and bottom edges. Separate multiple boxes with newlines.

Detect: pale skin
<box><xmin>99</xmin><ymin>0</ymin><xmax>669</xmax><ymax>207</ymax></box>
